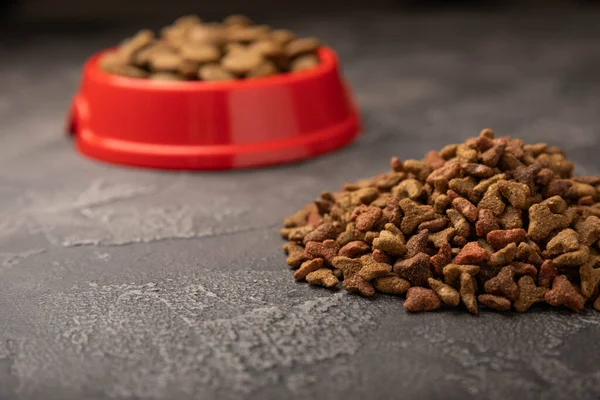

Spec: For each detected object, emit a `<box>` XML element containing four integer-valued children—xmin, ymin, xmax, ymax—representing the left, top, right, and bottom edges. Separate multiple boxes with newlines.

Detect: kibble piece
<box><xmin>446</xmin><ymin>209</ymin><xmax>471</xmax><ymax>237</ymax></box>
<box><xmin>428</xmin><ymin>227</ymin><xmax>457</xmax><ymax>248</ymax></box>
<box><xmin>497</xmin><ymin>180</ymin><xmax>529</xmax><ymax>209</ymax></box>
<box><xmin>478</xmin><ymin>294</ymin><xmax>511</xmax><ymax>311</ymax></box>
<box><xmin>149</xmin><ymin>72</ymin><xmax>185</xmax><ymax>81</ymax></box>
<box><xmin>405</xmin><ymin>229</ymin><xmax>429</xmax><ymax>258</ymax></box>
<box><xmin>284</xmin><ymin>242</ymin><xmax>306</xmax><ymax>267</ymax></box>
<box><xmin>294</xmin><ymin>258</ymin><xmax>325</xmax><ymax>281</ymax></box>
<box><xmin>443</xmin><ymin>264</ymin><xmax>480</xmax><ymax>286</ymax></box>
<box><xmin>430</xmin><ymin>242</ymin><xmax>452</xmax><ymax>276</ymax></box>
<box><xmin>489</xmin><ymin>242</ymin><xmax>517</xmax><ymax>267</ymax></box>
<box><xmin>528</xmin><ymin>198</ymin><xmax>572</xmax><ymax>241</ymax></box>
<box><xmin>221</xmin><ymin>50</ymin><xmax>264</xmax><ymax>75</ymax></box>
<box><xmin>545</xmin><ymin>275</ymin><xmax>585</xmax><ymax>312</ymax></box>
<box><xmin>303</xmin><ymin>222</ymin><xmax>338</xmax><ymax>244</ymax></box>
<box><xmin>484</xmin><ymin>266</ymin><xmax>518</xmax><ymax>301</ymax></box>
<box><xmin>198</xmin><ymin>64</ymin><xmax>236</xmax><ymax>81</ymax></box>
<box><xmin>513</xmin><ymin>276</ymin><xmax>547</xmax><ymax>312</ymax></box>
<box><xmin>538</xmin><ymin>259</ymin><xmax>558</xmax><ymax>288</ymax></box>
<box><xmin>393</xmin><ymin>253</ymin><xmax>432</xmax><ymax>286</ymax></box>
<box><xmin>452</xmin><ymin>196</ymin><xmax>478</xmax><ymax>222</ymax></box>
<box><xmin>545</xmin><ymin>229</ymin><xmax>580</xmax><ymax>256</ymax></box>
<box><xmin>399</xmin><ymin>199</ymin><xmax>436</xmax><ymax>234</ymax></box>
<box><xmin>331</xmin><ymin>256</ymin><xmax>363</xmax><ymax>279</ymax></box>
<box><xmin>579</xmin><ymin>257</ymin><xmax>600</xmax><ymax>299</ymax></box>
<box><xmin>247</xmin><ymin>60</ymin><xmax>279</xmax><ymax>78</ymax></box>
<box><xmin>486</xmin><ymin>229</ymin><xmax>527</xmax><ymax>250</ymax></box>
<box><xmin>373</xmin><ymin>275</ymin><xmax>411</xmax><ymax>295</ymax></box>
<box><xmin>343</xmin><ymin>274</ymin><xmax>375</xmax><ymax>297</ymax></box>
<box><xmin>428</xmin><ymin>278</ymin><xmax>460</xmax><ymax>306</ymax></box>
<box><xmin>305</xmin><ymin>268</ymin><xmax>338</xmax><ymax>288</ymax></box>
<box><xmin>475</xmin><ymin>209</ymin><xmax>499</xmax><ymax>237</ymax></box>
<box><xmin>304</xmin><ymin>240</ymin><xmax>339</xmax><ymax>263</ymax></box>
<box><xmin>404</xmin><ymin>287</ymin><xmax>441</xmax><ymax>312</ymax></box>
<box><xmin>285</xmin><ymin>37</ymin><xmax>321</xmax><ymax>58</ymax></box>
<box><xmin>338</xmin><ymin>241</ymin><xmax>370</xmax><ymax>258</ymax></box>
<box><xmin>372</xmin><ymin>230</ymin><xmax>406</xmax><ymax>257</ymax></box>
<box><xmin>358</xmin><ymin>256</ymin><xmax>393</xmax><ymax>281</ymax></box>
<box><xmin>478</xmin><ymin>184</ymin><xmax>506</xmax><ymax>216</ymax></box>
<box><xmin>553</xmin><ymin>245</ymin><xmax>590</xmax><ymax>268</ymax></box>
<box><xmin>516</xmin><ymin>242</ymin><xmax>544</xmax><ymax>266</ymax></box>
<box><xmin>453</xmin><ymin>242</ymin><xmax>488</xmax><ymax>265</ymax></box>
<box><xmin>180</xmin><ymin>44</ymin><xmax>220</xmax><ymax>63</ymax></box>
<box><xmin>575</xmin><ymin>216</ymin><xmax>600</xmax><ymax>246</ymax></box>
<box><xmin>271</xmin><ymin>29</ymin><xmax>296</xmax><ymax>45</ymax></box>
<box><xmin>460</xmin><ymin>273</ymin><xmax>478</xmax><ymax>315</ymax></box>
<box><xmin>290</xmin><ymin>54</ymin><xmax>320</xmax><ymax>72</ymax></box>
<box><xmin>354</xmin><ymin>206</ymin><xmax>384</xmax><ymax>232</ymax></box>
<box><xmin>497</xmin><ymin>206</ymin><xmax>523</xmax><ymax>230</ymax></box>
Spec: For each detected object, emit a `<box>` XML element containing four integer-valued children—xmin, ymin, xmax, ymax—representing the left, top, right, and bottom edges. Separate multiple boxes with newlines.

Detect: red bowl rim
<box><xmin>87</xmin><ymin>46</ymin><xmax>339</xmax><ymax>92</ymax></box>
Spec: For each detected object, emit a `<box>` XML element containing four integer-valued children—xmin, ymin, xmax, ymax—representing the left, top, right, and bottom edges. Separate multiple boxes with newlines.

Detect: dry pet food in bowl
<box><xmin>67</xmin><ymin>15</ymin><xmax>360</xmax><ymax>170</ymax></box>
<box><xmin>100</xmin><ymin>15</ymin><xmax>323</xmax><ymax>81</ymax></box>
<box><xmin>282</xmin><ymin>129</ymin><xmax>600</xmax><ymax>315</ymax></box>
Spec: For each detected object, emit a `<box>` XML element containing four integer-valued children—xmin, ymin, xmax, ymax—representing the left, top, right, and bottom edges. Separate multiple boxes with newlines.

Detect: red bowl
<box><xmin>68</xmin><ymin>47</ymin><xmax>360</xmax><ymax>170</ymax></box>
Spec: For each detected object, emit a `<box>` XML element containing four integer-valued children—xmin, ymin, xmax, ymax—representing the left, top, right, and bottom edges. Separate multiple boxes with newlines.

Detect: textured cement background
<box><xmin>2</xmin><ymin>6</ymin><xmax>600</xmax><ymax>400</ymax></box>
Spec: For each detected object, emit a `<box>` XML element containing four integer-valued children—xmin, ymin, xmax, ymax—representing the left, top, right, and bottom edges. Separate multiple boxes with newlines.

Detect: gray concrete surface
<box><xmin>2</xmin><ymin>8</ymin><xmax>600</xmax><ymax>400</ymax></box>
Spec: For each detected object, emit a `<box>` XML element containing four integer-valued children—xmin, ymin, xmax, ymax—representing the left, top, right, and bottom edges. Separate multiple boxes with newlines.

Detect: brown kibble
<box><xmin>405</xmin><ymin>229</ymin><xmax>429</xmax><ymax>258</ymax></box>
<box><xmin>393</xmin><ymin>179</ymin><xmax>424</xmax><ymax>200</ymax></box>
<box><xmin>511</xmin><ymin>262</ymin><xmax>538</xmax><ymax>279</ymax></box>
<box><xmin>343</xmin><ymin>274</ymin><xmax>375</xmax><ymax>297</ymax></box>
<box><xmin>306</xmin><ymin>268</ymin><xmax>339</xmax><ymax>288</ymax></box>
<box><xmin>428</xmin><ymin>227</ymin><xmax>457</xmax><ymax>248</ymax></box>
<box><xmin>393</xmin><ymin>253</ymin><xmax>432</xmax><ymax>286</ymax></box>
<box><xmin>383</xmin><ymin>195</ymin><xmax>403</xmax><ymax>227</ymax></box>
<box><xmin>403</xmin><ymin>159</ymin><xmax>433</xmax><ymax>182</ymax></box>
<box><xmin>484</xmin><ymin>266</ymin><xmax>518</xmax><ymax>301</ymax></box>
<box><xmin>336</xmin><ymin>223</ymin><xmax>364</xmax><ymax>247</ymax></box>
<box><xmin>538</xmin><ymin>260</ymin><xmax>558</xmax><ymax>288</ymax></box>
<box><xmin>418</xmin><ymin>218</ymin><xmax>448</xmax><ymax>233</ymax></box>
<box><xmin>453</xmin><ymin>242</ymin><xmax>488</xmax><ymax>265</ymax></box>
<box><xmin>294</xmin><ymin>258</ymin><xmax>325</xmax><ymax>281</ymax></box>
<box><xmin>353</xmin><ymin>205</ymin><xmax>384</xmax><ymax>232</ymax></box>
<box><xmin>399</xmin><ymin>199</ymin><xmax>436</xmax><ymax>234</ymax></box>
<box><xmin>443</xmin><ymin>264</ymin><xmax>480</xmax><ymax>286</ymax></box>
<box><xmin>350</xmin><ymin>187</ymin><xmax>379</xmax><ymax>205</ymax></box>
<box><xmin>439</xmin><ymin>144</ymin><xmax>458</xmax><ymax>159</ymax></box>
<box><xmin>446</xmin><ymin>209</ymin><xmax>470</xmax><ymax>237</ymax></box>
<box><xmin>247</xmin><ymin>60</ymin><xmax>279</xmax><ymax>78</ymax></box>
<box><xmin>513</xmin><ymin>276</ymin><xmax>547</xmax><ymax>312</ymax></box>
<box><xmin>271</xmin><ymin>29</ymin><xmax>296</xmax><ymax>45</ymax></box>
<box><xmin>595</xmin><ymin>296</ymin><xmax>600</xmax><ymax>311</ymax></box>
<box><xmin>372</xmin><ymin>230</ymin><xmax>406</xmax><ymax>257</ymax></box>
<box><xmin>331</xmin><ymin>256</ymin><xmax>363</xmax><ymax>279</ymax></box>
<box><xmin>516</xmin><ymin>242</ymin><xmax>544</xmax><ymax>266</ymax></box>
<box><xmin>575</xmin><ymin>216</ymin><xmax>600</xmax><ymax>246</ymax></box>
<box><xmin>528</xmin><ymin>198</ymin><xmax>572</xmax><ymax>241</ymax></box>
<box><xmin>430</xmin><ymin>242</ymin><xmax>452</xmax><ymax>276</ymax></box>
<box><xmin>303</xmin><ymin>223</ymin><xmax>338</xmax><ymax>244</ymax></box>
<box><xmin>449</xmin><ymin>176</ymin><xmax>477</xmax><ymax>200</ymax></box>
<box><xmin>285</xmin><ymin>225</ymin><xmax>313</xmax><ymax>242</ymax></box>
<box><xmin>459</xmin><ymin>273</ymin><xmax>478</xmax><ymax>315</ymax></box>
<box><xmin>390</xmin><ymin>157</ymin><xmax>404</xmax><ymax>172</ymax></box>
<box><xmin>338</xmin><ymin>241</ymin><xmax>371</xmax><ymax>258</ymax></box>
<box><xmin>486</xmin><ymin>228</ymin><xmax>527</xmax><ymax>250</ymax></box>
<box><xmin>221</xmin><ymin>50</ymin><xmax>264</xmax><ymax>74</ymax></box>
<box><xmin>545</xmin><ymin>229</ymin><xmax>580</xmax><ymax>256</ymax></box>
<box><xmin>223</xmin><ymin>14</ymin><xmax>253</xmax><ymax>26</ymax></box>
<box><xmin>462</xmin><ymin>163</ymin><xmax>494</xmax><ymax>178</ymax></box>
<box><xmin>285</xmin><ymin>37</ymin><xmax>321</xmax><ymax>58</ymax></box>
<box><xmin>497</xmin><ymin>206</ymin><xmax>523</xmax><ymax>229</ymax></box>
<box><xmin>363</xmin><ymin>231</ymin><xmax>380</xmax><ymax>244</ymax></box>
<box><xmin>433</xmin><ymin>194</ymin><xmax>451</xmax><ymax>214</ymax></box>
<box><xmin>553</xmin><ymin>245</ymin><xmax>590</xmax><ymax>267</ymax></box>
<box><xmin>181</xmin><ymin>44</ymin><xmax>220</xmax><ymax>63</ymax></box>
<box><xmin>497</xmin><ymin>180</ymin><xmax>529</xmax><ymax>210</ymax></box>
<box><xmin>425</xmin><ymin>150</ymin><xmax>446</xmax><ymax>169</ymax></box>
<box><xmin>428</xmin><ymin>278</ymin><xmax>460</xmax><ymax>306</ymax></box>
<box><xmin>579</xmin><ymin>257</ymin><xmax>600</xmax><ymax>299</ymax></box>
<box><xmin>358</xmin><ymin>255</ymin><xmax>393</xmax><ymax>281</ymax></box>
<box><xmin>475</xmin><ymin>209</ymin><xmax>499</xmax><ymax>237</ymax></box>
<box><xmin>452</xmin><ymin>235</ymin><xmax>468</xmax><ymax>248</ymax></box>
<box><xmin>489</xmin><ymin>243</ymin><xmax>517</xmax><ymax>267</ymax></box>
<box><xmin>284</xmin><ymin>242</ymin><xmax>306</xmax><ymax>267</ymax></box>
<box><xmin>480</xmin><ymin>140</ymin><xmax>506</xmax><ymax>167</ymax></box>
<box><xmin>545</xmin><ymin>275</ymin><xmax>585</xmax><ymax>312</ymax></box>
<box><xmin>372</xmin><ymin>249</ymin><xmax>392</xmax><ymax>265</ymax></box>
<box><xmin>456</xmin><ymin>144</ymin><xmax>478</xmax><ymax>163</ymax></box>
<box><xmin>198</xmin><ymin>63</ymin><xmax>236</xmax><ymax>81</ymax></box>
<box><xmin>578</xmin><ymin>196</ymin><xmax>595</xmax><ymax>206</ymax></box>
<box><xmin>404</xmin><ymin>287</ymin><xmax>441</xmax><ymax>312</ymax></box>
<box><xmin>478</xmin><ymin>294</ymin><xmax>511</xmax><ymax>311</ymax></box>
<box><xmin>305</xmin><ymin>240</ymin><xmax>339</xmax><ymax>263</ymax></box>
<box><xmin>478</xmin><ymin>184</ymin><xmax>506</xmax><ymax>216</ymax></box>
<box><xmin>426</xmin><ymin>161</ymin><xmax>461</xmax><ymax>185</ymax></box>
<box><xmin>290</xmin><ymin>54</ymin><xmax>320</xmax><ymax>72</ymax></box>
<box><xmin>452</xmin><ymin>196</ymin><xmax>478</xmax><ymax>222</ymax></box>
<box><xmin>373</xmin><ymin>275</ymin><xmax>410</xmax><ymax>295</ymax></box>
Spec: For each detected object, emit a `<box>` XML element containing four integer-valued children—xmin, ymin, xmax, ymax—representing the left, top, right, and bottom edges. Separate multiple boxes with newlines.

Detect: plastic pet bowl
<box><xmin>68</xmin><ymin>47</ymin><xmax>360</xmax><ymax>170</ymax></box>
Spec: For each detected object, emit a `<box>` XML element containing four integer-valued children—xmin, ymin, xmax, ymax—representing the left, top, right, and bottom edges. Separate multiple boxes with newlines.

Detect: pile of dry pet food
<box><xmin>281</xmin><ymin>129</ymin><xmax>600</xmax><ymax>314</ymax></box>
<box><xmin>100</xmin><ymin>14</ymin><xmax>321</xmax><ymax>81</ymax></box>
